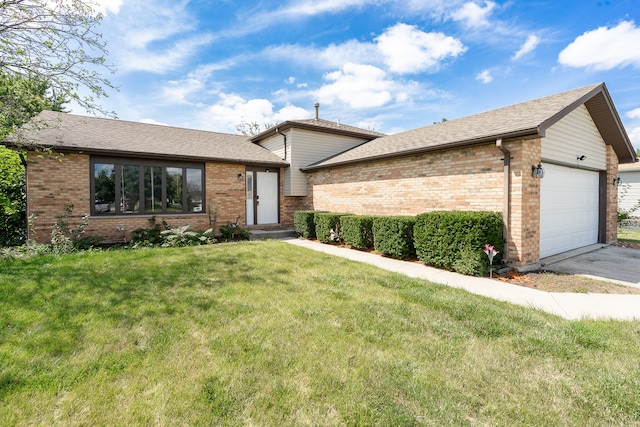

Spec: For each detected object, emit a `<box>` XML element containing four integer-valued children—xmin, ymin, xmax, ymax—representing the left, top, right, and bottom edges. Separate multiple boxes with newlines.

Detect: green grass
<box><xmin>618</xmin><ymin>227</ymin><xmax>640</xmax><ymax>242</ymax></box>
<box><xmin>2</xmin><ymin>241</ymin><xmax>640</xmax><ymax>426</ymax></box>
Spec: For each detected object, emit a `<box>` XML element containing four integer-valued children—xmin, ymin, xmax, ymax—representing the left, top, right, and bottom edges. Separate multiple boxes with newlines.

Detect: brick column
<box><xmin>605</xmin><ymin>145</ymin><xmax>619</xmax><ymax>243</ymax></box>
<box><xmin>507</xmin><ymin>138</ymin><xmax>542</xmax><ymax>269</ymax></box>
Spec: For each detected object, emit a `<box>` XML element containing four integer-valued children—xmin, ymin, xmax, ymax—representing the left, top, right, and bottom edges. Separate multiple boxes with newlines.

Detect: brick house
<box><xmin>8</xmin><ymin>82</ymin><xmax>637</xmax><ymax>270</ymax></box>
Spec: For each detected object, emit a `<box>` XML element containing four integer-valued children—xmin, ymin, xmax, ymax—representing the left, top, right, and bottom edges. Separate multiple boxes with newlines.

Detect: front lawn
<box><xmin>618</xmin><ymin>227</ymin><xmax>640</xmax><ymax>242</ymax></box>
<box><xmin>2</xmin><ymin>241</ymin><xmax>640</xmax><ymax>425</ymax></box>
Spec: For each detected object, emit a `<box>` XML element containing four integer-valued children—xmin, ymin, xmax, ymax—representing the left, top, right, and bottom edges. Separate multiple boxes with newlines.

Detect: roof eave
<box><xmin>251</xmin><ymin>121</ymin><xmax>382</xmax><ymax>142</ymax></box>
<box><xmin>586</xmin><ymin>84</ymin><xmax>638</xmax><ymax>164</ymax></box>
<box><xmin>14</xmin><ymin>144</ymin><xmax>289</xmax><ymax>168</ymax></box>
<box><xmin>537</xmin><ymin>83</ymin><xmax>637</xmax><ymax>164</ymax></box>
<box><xmin>301</xmin><ymin>129</ymin><xmax>541</xmax><ymax>172</ymax></box>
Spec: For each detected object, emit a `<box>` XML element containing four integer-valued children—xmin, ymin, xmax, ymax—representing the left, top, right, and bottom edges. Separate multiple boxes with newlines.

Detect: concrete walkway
<box><xmin>283</xmin><ymin>238</ymin><xmax>640</xmax><ymax>321</ymax></box>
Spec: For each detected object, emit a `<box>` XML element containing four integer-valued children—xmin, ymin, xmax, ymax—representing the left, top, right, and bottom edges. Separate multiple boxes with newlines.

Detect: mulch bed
<box><xmin>614</xmin><ymin>241</ymin><xmax>640</xmax><ymax>250</ymax></box>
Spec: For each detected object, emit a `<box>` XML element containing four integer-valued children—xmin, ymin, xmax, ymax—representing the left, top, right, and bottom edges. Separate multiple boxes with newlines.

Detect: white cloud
<box><xmin>476</xmin><ymin>69</ymin><xmax>493</xmax><ymax>83</ymax></box>
<box><xmin>265</xmin><ymin>24</ymin><xmax>464</xmax><ymax>75</ymax></box>
<box><xmin>450</xmin><ymin>1</ymin><xmax>496</xmax><ymax>28</ymax></box>
<box><xmin>161</xmin><ymin>78</ymin><xmax>205</xmax><ymax>105</ymax></box>
<box><xmin>558</xmin><ymin>21</ymin><xmax>640</xmax><ymax>70</ymax></box>
<box><xmin>512</xmin><ymin>34</ymin><xmax>540</xmax><ymax>60</ymax></box>
<box><xmin>197</xmin><ymin>94</ymin><xmax>309</xmax><ymax>133</ymax></box>
<box><xmin>627</xmin><ymin>108</ymin><xmax>640</xmax><ymax>119</ymax></box>
<box><xmin>316</xmin><ymin>63</ymin><xmax>395</xmax><ymax>109</ymax></box>
<box><xmin>104</xmin><ymin>0</ymin><xmax>216</xmax><ymax>74</ymax></box>
<box><xmin>277</xmin><ymin>104</ymin><xmax>311</xmax><ymax>120</ymax></box>
<box><xmin>272</xmin><ymin>0</ymin><xmax>371</xmax><ymax>18</ymax></box>
<box><xmin>375</xmin><ymin>23</ymin><xmax>467</xmax><ymax>74</ymax></box>
<box><xmin>120</xmin><ymin>34</ymin><xmax>215</xmax><ymax>73</ymax></box>
<box><xmin>264</xmin><ymin>40</ymin><xmax>377</xmax><ymax>70</ymax></box>
<box><xmin>139</xmin><ymin>118</ymin><xmax>170</xmax><ymax>126</ymax></box>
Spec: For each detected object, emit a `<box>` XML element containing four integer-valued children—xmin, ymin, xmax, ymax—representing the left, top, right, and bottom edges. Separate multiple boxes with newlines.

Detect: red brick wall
<box><xmin>304</xmin><ymin>140</ymin><xmax>548</xmax><ymax>267</ymax></box>
<box><xmin>307</xmin><ymin>144</ymin><xmax>505</xmax><ymax>215</ymax></box>
<box><xmin>27</xmin><ymin>152</ymin><xmax>92</xmax><ymax>243</ymax></box>
<box><xmin>26</xmin><ymin>152</ymin><xmax>251</xmax><ymax>244</ymax></box>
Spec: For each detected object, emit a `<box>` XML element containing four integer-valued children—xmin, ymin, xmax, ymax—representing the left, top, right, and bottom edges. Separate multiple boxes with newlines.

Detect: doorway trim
<box><xmin>246</xmin><ymin>166</ymin><xmax>280</xmax><ymax>226</ymax></box>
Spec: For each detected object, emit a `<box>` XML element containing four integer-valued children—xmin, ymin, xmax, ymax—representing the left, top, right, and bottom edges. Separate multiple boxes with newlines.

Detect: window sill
<box><xmin>90</xmin><ymin>213</ymin><xmax>209</xmax><ymax>219</ymax></box>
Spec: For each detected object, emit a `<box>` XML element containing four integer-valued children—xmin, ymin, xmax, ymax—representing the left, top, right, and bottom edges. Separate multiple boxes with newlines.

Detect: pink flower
<box><xmin>483</xmin><ymin>243</ymin><xmax>499</xmax><ymax>265</ymax></box>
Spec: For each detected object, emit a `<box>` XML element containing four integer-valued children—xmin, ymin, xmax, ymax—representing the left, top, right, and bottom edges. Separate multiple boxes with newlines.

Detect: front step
<box><xmin>248</xmin><ymin>228</ymin><xmax>297</xmax><ymax>241</ymax></box>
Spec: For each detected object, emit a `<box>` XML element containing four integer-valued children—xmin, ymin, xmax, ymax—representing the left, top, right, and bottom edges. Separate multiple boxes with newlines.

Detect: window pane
<box><xmin>121</xmin><ymin>165</ymin><xmax>140</xmax><ymax>214</ymax></box>
<box><xmin>166</xmin><ymin>167</ymin><xmax>183</xmax><ymax>212</ymax></box>
<box><xmin>246</xmin><ymin>173</ymin><xmax>253</xmax><ymax>200</ymax></box>
<box><xmin>186</xmin><ymin>168</ymin><xmax>203</xmax><ymax>212</ymax></box>
<box><xmin>144</xmin><ymin>166</ymin><xmax>162</xmax><ymax>213</ymax></box>
<box><xmin>94</xmin><ymin>163</ymin><xmax>115</xmax><ymax>214</ymax></box>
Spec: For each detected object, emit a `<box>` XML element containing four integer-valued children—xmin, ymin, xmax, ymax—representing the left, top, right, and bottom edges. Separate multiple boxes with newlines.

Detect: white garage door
<box><xmin>540</xmin><ymin>163</ymin><xmax>600</xmax><ymax>258</ymax></box>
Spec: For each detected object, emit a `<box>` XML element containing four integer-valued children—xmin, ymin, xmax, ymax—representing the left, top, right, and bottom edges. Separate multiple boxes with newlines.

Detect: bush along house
<box><xmin>7</xmin><ymin>82</ymin><xmax>637</xmax><ymax>270</ymax></box>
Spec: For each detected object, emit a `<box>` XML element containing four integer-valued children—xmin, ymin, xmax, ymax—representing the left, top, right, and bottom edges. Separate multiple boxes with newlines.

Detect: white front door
<box><xmin>540</xmin><ymin>163</ymin><xmax>600</xmax><ymax>258</ymax></box>
<box><xmin>255</xmin><ymin>171</ymin><xmax>279</xmax><ymax>225</ymax></box>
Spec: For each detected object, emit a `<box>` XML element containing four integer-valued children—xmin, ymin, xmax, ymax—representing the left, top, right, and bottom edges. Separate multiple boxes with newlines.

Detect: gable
<box><xmin>542</xmin><ymin>104</ymin><xmax>607</xmax><ymax>170</ymax></box>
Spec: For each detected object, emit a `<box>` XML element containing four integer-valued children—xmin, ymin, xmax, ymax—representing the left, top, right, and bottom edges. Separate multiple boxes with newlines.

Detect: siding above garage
<box><xmin>542</xmin><ymin>104</ymin><xmax>607</xmax><ymax>170</ymax></box>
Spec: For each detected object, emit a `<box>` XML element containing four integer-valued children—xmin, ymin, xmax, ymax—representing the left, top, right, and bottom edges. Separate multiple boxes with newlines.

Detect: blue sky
<box><xmin>87</xmin><ymin>0</ymin><xmax>640</xmax><ymax>150</ymax></box>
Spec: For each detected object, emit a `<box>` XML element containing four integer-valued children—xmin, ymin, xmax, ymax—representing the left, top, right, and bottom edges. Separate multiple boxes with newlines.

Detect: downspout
<box><xmin>276</xmin><ymin>127</ymin><xmax>287</xmax><ymax>162</ymax></box>
<box><xmin>496</xmin><ymin>139</ymin><xmax>510</xmax><ymax>264</ymax></box>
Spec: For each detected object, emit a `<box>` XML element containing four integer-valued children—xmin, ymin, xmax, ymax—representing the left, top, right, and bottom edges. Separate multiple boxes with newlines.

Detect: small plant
<box><xmin>160</xmin><ymin>226</ymin><xmax>216</xmax><ymax>247</ymax></box>
<box><xmin>219</xmin><ymin>216</ymin><xmax>249</xmax><ymax>241</ymax></box>
<box><xmin>130</xmin><ymin>216</ymin><xmax>168</xmax><ymax>246</ymax></box>
<box><xmin>50</xmin><ymin>202</ymin><xmax>93</xmax><ymax>254</ymax></box>
<box><xmin>483</xmin><ymin>243</ymin><xmax>499</xmax><ymax>278</ymax></box>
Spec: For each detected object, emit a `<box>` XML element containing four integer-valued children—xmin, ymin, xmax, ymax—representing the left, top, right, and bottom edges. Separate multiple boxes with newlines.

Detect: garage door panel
<box><xmin>540</xmin><ymin>164</ymin><xmax>599</xmax><ymax>258</ymax></box>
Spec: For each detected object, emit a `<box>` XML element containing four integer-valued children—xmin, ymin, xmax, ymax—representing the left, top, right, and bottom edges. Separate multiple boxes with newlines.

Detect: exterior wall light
<box><xmin>237</xmin><ymin>173</ymin><xmax>243</xmax><ymax>181</ymax></box>
<box><xmin>577</xmin><ymin>155</ymin><xmax>587</xmax><ymax>161</ymax></box>
<box><xmin>613</xmin><ymin>177</ymin><xmax>622</xmax><ymax>186</ymax></box>
<box><xmin>532</xmin><ymin>163</ymin><xmax>545</xmax><ymax>179</ymax></box>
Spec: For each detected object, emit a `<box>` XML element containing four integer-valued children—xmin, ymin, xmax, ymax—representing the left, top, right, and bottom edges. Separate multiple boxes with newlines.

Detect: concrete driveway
<box><xmin>541</xmin><ymin>245</ymin><xmax>640</xmax><ymax>287</ymax></box>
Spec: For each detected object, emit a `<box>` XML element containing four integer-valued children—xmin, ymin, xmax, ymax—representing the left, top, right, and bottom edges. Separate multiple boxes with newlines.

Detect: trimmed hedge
<box><xmin>294</xmin><ymin>210</ymin><xmax>318</xmax><ymax>239</ymax></box>
<box><xmin>373</xmin><ymin>216</ymin><xmax>416</xmax><ymax>259</ymax></box>
<box><xmin>414</xmin><ymin>211</ymin><xmax>503</xmax><ymax>275</ymax></box>
<box><xmin>314</xmin><ymin>212</ymin><xmax>350</xmax><ymax>243</ymax></box>
<box><xmin>341</xmin><ymin>215</ymin><xmax>374</xmax><ymax>250</ymax></box>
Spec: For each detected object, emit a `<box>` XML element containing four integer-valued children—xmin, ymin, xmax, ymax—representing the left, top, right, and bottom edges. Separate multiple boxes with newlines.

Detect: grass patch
<box><xmin>2</xmin><ymin>241</ymin><xmax>640</xmax><ymax>425</ymax></box>
<box><xmin>618</xmin><ymin>228</ymin><xmax>640</xmax><ymax>242</ymax></box>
